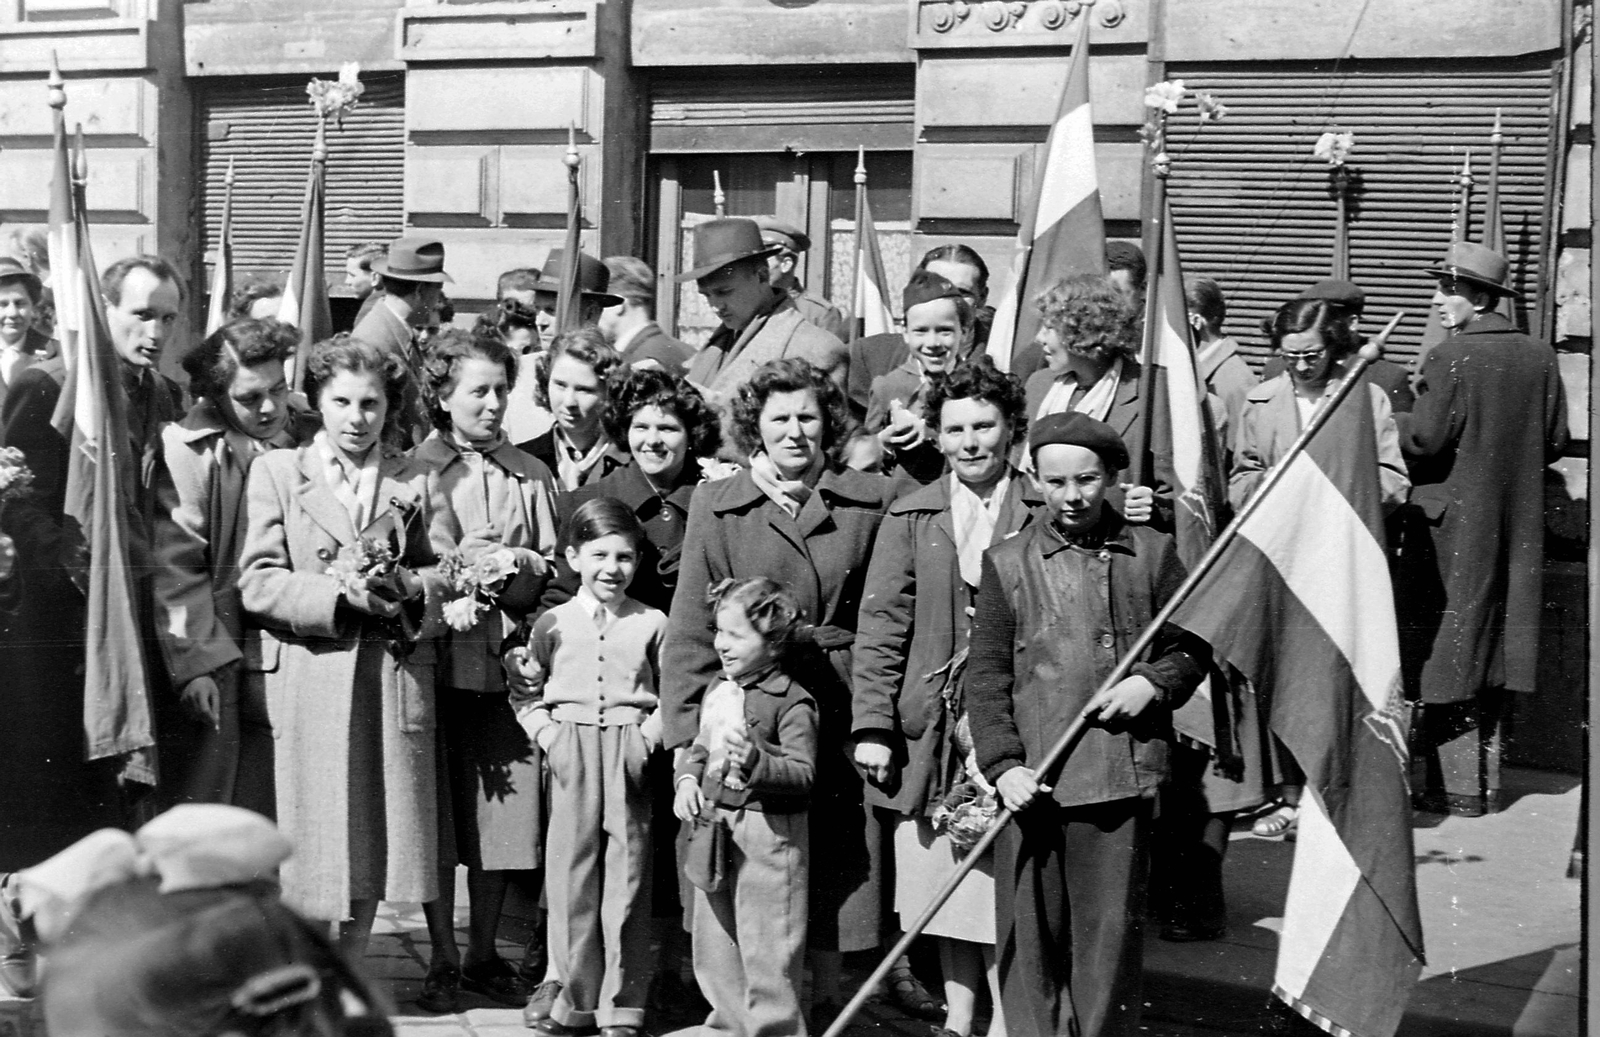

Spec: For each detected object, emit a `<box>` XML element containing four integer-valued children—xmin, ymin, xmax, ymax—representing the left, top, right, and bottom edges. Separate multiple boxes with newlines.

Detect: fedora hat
<box><xmin>676</xmin><ymin>218</ymin><xmax>782</xmax><ymax>283</ymax></box>
<box><xmin>533</xmin><ymin>249</ymin><xmax>624</xmax><ymax>307</ymax></box>
<box><xmin>1424</xmin><ymin>242</ymin><xmax>1516</xmax><ymax>297</ymax></box>
<box><xmin>370</xmin><ymin>237</ymin><xmax>453</xmax><ymax>284</ymax></box>
<box><xmin>752</xmin><ymin>216</ymin><xmax>810</xmax><ymax>254</ymax></box>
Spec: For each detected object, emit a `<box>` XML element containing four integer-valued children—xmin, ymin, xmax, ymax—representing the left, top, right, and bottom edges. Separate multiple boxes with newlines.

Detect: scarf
<box><xmin>447</xmin><ymin>430</ymin><xmax>514</xmax><ymax>534</ymax></box>
<box><xmin>554</xmin><ymin>427</ymin><xmax>622</xmax><ymax>492</ymax></box>
<box><xmin>1035</xmin><ymin>355</ymin><xmax>1124</xmax><ymax>423</ymax></box>
<box><xmin>747</xmin><ymin>450</ymin><xmax>821</xmax><ymax>518</ymax></box>
<box><xmin>701</xmin><ymin>677</ymin><xmax>749</xmax><ymax>791</ymax></box>
<box><xmin>949</xmin><ymin>470</ymin><xmax>1010</xmax><ymax>588</ymax></box>
<box><xmin>315</xmin><ymin>430</ymin><xmax>381</xmax><ymax>531</ymax></box>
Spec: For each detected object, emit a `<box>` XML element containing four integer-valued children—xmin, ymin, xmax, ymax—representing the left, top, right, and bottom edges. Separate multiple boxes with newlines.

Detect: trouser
<box><xmin>159</xmin><ymin>664</ymin><xmax>276</xmax><ymax>816</ymax></box>
<box><xmin>693</xmin><ymin>806</ymin><xmax>809</xmax><ymax>1037</ymax></box>
<box><xmin>544</xmin><ymin>722</ymin><xmax>654</xmax><ymax>1029</ymax></box>
<box><xmin>994</xmin><ymin>796</ymin><xmax>1150</xmax><ymax>1037</ymax></box>
<box><xmin>1418</xmin><ymin>688</ymin><xmax>1510</xmax><ymax>806</ymax></box>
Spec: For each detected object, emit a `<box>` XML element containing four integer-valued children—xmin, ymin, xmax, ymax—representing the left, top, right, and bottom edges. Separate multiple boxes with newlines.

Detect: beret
<box><xmin>902</xmin><ymin>269</ymin><xmax>965</xmax><ymax>314</ymax></box>
<box><xmin>1297</xmin><ymin>278</ymin><xmax>1365</xmax><ymax>311</ymax></box>
<box><xmin>1028</xmin><ymin>411</ymin><xmax>1130</xmax><ymax>472</ymax></box>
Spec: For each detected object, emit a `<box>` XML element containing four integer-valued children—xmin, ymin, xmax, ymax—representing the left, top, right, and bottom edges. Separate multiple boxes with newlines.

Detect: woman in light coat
<box><xmin>238</xmin><ymin>335</ymin><xmax>451</xmax><ymax>956</ymax></box>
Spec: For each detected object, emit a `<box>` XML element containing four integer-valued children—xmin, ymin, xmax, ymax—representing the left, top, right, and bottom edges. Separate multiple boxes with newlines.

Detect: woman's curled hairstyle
<box><xmin>1034</xmin><ymin>274</ymin><xmax>1140</xmax><ymax>363</ymax></box>
<box><xmin>183</xmin><ymin>318</ymin><xmax>298</xmax><ymax>404</ymax></box>
<box><xmin>304</xmin><ymin>334</ymin><xmax>412</xmax><ymax>435</ymax></box>
<box><xmin>707</xmin><ymin>577</ymin><xmax>809</xmax><ymax>657</ymax></box>
<box><xmin>1265</xmin><ymin>298</ymin><xmax>1359</xmax><ymax>359</ymax></box>
<box><xmin>602</xmin><ymin>365</ymin><xmax>722</xmax><ymax>461</ymax></box>
<box><xmin>922</xmin><ymin>355</ymin><xmax>1029</xmax><ymax>447</ymax></box>
<box><xmin>727</xmin><ymin>357</ymin><xmax>854</xmax><ymax>466</ymax></box>
<box><xmin>531</xmin><ymin>327</ymin><xmax>622</xmax><ymax>410</ymax></box>
<box><xmin>420</xmin><ymin>328</ymin><xmax>518</xmax><ymax>433</ymax></box>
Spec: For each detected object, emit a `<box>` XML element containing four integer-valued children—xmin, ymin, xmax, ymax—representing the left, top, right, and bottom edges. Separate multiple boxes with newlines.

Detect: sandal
<box><xmin>885</xmin><ymin>961</ymin><xmax>946</xmax><ymax>1021</ymax></box>
<box><xmin>1251</xmin><ymin>804</ymin><xmax>1298</xmax><ymax>838</ymax></box>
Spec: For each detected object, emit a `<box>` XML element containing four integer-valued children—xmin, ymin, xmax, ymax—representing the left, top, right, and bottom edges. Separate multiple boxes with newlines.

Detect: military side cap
<box><xmin>1028</xmin><ymin>411</ymin><xmax>1130</xmax><ymax>472</ymax></box>
<box><xmin>678</xmin><ymin>218</ymin><xmax>782</xmax><ymax>282</ymax></box>
<box><xmin>902</xmin><ymin>270</ymin><xmax>964</xmax><ymax>314</ymax></box>
<box><xmin>534</xmin><ymin>249</ymin><xmax>624</xmax><ymax>307</ymax></box>
<box><xmin>1297</xmin><ymin>279</ymin><xmax>1365</xmax><ymax>311</ymax></box>
<box><xmin>371</xmin><ymin>237</ymin><xmax>453</xmax><ymax>284</ymax></box>
<box><xmin>753</xmin><ymin>216</ymin><xmax>811</xmax><ymax>254</ymax></box>
<box><xmin>1424</xmin><ymin>241</ymin><xmax>1516</xmax><ymax>297</ymax></box>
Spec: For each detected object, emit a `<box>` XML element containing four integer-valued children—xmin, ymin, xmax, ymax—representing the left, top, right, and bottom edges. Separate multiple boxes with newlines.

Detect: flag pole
<box><xmin>290</xmin><ymin>118</ymin><xmax>328</xmax><ymax>393</ymax></box>
<box><xmin>821</xmin><ymin>311</ymin><xmax>1405</xmax><ymax>1037</ymax></box>
<box><xmin>1331</xmin><ymin>160</ymin><xmax>1350</xmax><ymax>280</ymax></box>
<box><xmin>712</xmin><ymin>169</ymin><xmax>726</xmax><ymax>217</ymax></box>
<box><xmin>555</xmin><ymin>123</ymin><xmax>582</xmax><ymax>336</ymax></box>
<box><xmin>851</xmin><ymin>147</ymin><xmax>866</xmax><ymax>343</ymax></box>
<box><xmin>1453</xmin><ymin>150</ymin><xmax>1473</xmax><ymax>243</ymax></box>
<box><xmin>1134</xmin><ymin>131</ymin><xmax>1171</xmax><ymax>488</ymax></box>
<box><xmin>205</xmin><ymin>156</ymin><xmax>235</xmax><ymax>336</ymax></box>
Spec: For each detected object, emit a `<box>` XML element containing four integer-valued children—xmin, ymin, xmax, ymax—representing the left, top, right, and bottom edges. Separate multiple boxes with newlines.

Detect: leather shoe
<box><xmin>1160</xmin><ymin>920</ymin><xmax>1226</xmax><ymax>942</ymax></box>
<box><xmin>523</xmin><ymin>980</ymin><xmax>564</xmax><ymax>1026</ymax></box>
<box><xmin>533</xmin><ymin>1018</ymin><xmax>598</xmax><ymax>1037</ymax></box>
<box><xmin>601</xmin><ymin>1027</ymin><xmax>641</xmax><ymax>1037</ymax></box>
<box><xmin>416</xmin><ymin>960</ymin><xmax>461</xmax><ymax>1014</ymax></box>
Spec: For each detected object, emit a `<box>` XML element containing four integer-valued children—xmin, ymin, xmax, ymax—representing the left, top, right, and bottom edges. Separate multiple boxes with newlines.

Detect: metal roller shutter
<box><xmin>199</xmin><ymin>72</ymin><xmax>405</xmax><ymax>287</ymax></box>
<box><xmin>1164</xmin><ymin>60</ymin><xmax>1557</xmax><ymax>367</ymax></box>
<box><xmin>649</xmin><ymin>66</ymin><xmax>916</xmax><ymax>153</ymax></box>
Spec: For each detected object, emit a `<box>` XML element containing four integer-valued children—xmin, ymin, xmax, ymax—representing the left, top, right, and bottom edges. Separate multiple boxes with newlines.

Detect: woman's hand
<box><xmin>674</xmin><ymin>777</ymin><xmax>706</xmax><ymax>821</ymax></box>
<box><xmin>180</xmin><ymin>674</ymin><xmax>222</xmax><ymax>729</ymax></box>
<box><xmin>854</xmin><ymin>733</ymin><xmax>895</xmax><ymax>784</ymax></box>
<box><xmin>342</xmin><ymin>582</ymin><xmax>402</xmax><ymax>618</ymax></box>
<box><xmin>1121</xmin><ymin>484</ymin><xmax>1155</xmax><ymax>524</ymax></box>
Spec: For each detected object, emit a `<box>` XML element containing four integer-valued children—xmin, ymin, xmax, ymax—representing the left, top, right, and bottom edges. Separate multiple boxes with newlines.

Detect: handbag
<box><xmin>679</xmin><ymin>811</ymin><xmax>730</xmax><ymax>894</ymax></box>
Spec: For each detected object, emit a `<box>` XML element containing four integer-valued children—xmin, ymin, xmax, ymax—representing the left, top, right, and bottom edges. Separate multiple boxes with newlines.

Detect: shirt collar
<box><xmin>575</xmin><ymin>585</ymin><xmax>629</xmax><ymax>624</ymax></box>
<box><xmin>1037</xmin><ymin>510</ymin><xmax>1136</xmax><ymax>557</ymax></box>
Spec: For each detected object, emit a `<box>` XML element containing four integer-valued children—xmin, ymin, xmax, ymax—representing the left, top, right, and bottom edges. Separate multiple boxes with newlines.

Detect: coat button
<box><xmin>1098</xmin><ymin>633</ymin><xmax>1114</xmax><ymax>649</ymax></box>
<box><xmin>317</xmin><ymin>548</ymin><xmax>333</xmax><ymax>561</ymax></box>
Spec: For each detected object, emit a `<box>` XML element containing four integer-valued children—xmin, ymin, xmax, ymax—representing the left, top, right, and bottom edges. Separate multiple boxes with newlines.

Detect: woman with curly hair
<box><xmin>409</xmin><ymin>327</ymin><xmax>560</xmax><ymax>1011</ymax></box>
<box><xmin>514</xmin><ymin>327</ymin><xmax>629</xmax><ymax>491</ymax></box>
<box><xmin>1022</xmin><ymin>274</ymin><xmax>1159</xmax><ymax>525</ymax></box>
<box><xmin>238</xmin><ymin>334</ymin><xmax>452</xmax><ymax>959</ymax></box>
<box><xmin>660</xmin><ymin>357</ymin><xmax>907</xmax><ymax>1021</ymax></box>
<box><xmin>853</xmin><ymin>358</ymin><xmax>1036</xmax><ymax>1037</ymax></box>
<box><xmin>151</xmin><ymin>317</ymin><xmax>314</xmax><ymax>813</ymax></box>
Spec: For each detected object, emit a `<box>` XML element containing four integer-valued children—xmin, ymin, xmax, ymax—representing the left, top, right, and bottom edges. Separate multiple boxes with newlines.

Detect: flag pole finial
<box><xmin>854</xmin><ymin>147</ymin><xmax>867</xmax><ymax>187</ymax></box>
<box><xmin>1490</xmin><ymin>108</ymin><xmax>1503</xmax><ymax>146</ymax></box>
<box><xmin>312</xmin><ymin>117</ymin><xmax>327</xmax><ymax>163</ymax></box>
<box><xmin>47</xmin><ymin>51</ymin><xmax>66</xmax><ymax>111</ymax></box>
<box><xmin>71</xmin><ymin>122</ymin><xmax>88</xmax><ymax>187</ymax></box>
<box><xmin>224</xmin><ymin>154</ymin><xmax>236</xmax><ymax>187</ymax></box>
<box><xmin>564</xmin><ymin>121</ymin><xmax>580</xmax><ymax>173</ymax></box>
<box><xmin>712</xmin><ymin>170</ymin><xmax>726</xmax><ymax>216</ymax></box>
<box><xmin>1459</xmin><ymin>149</ymin><xmax>1473</xmax><ymax>186</ymax></box>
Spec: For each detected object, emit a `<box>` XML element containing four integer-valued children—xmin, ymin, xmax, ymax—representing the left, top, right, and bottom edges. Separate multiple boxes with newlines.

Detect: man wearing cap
<box><xmin>1259</xmin><ymin>279</ymin><xmax>1414</xmax><ymax>413</ymax></box>
<box><xmin>681</xmin><ymin>218</ymin><xmax>849</xmax><ymax>400</ymax></box>
<box><xmin>351</xmin><ymin>237</ymin><xmax>452</xmax><ymax>370</ymax></box>
<box><xmin>753</xmin><ymin>216</ymin><xmax>848</xmax><ymax>340</ymax></box>
<box><xmin>596</xmin><ymin>256</ymin><xmax>691</xmax><ymax>372</ymax></box>
<box><xmin>1398</xmin><ymin>242</ymin><xmax>1568</xmax><ymax>817</ymax></box>
<box><xmin>965</xmin><ymin>411</ymin><xmax>1208</xmax><ymax>1037</ymax></box>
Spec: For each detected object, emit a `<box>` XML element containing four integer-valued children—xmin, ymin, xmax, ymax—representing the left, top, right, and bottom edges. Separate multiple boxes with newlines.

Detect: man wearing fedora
<box><xmin>1397</xmin><ymin>241</ymin><xmax>1568</xmax><ymax>817</ymax></box>
<box><xmin>597</xmin><ymin>256</ymin><xmax>691</xmax><ymax>373</ymax></box>
<box><xmin>680</xmin><ymin>218</ymin><xmax>849</xmax><ymax>400</ymax></box>
<box><xmin>351</xmin><ymin>236</ymin><xmax>452</xmax><ymax>368</ymax></box>
<box><xmin>753</xmin><ymin>216</ymin><xmax>847</xmax><ymax>340</ymax></box>
<box><xmin>526</xmin><ymin>249</ymin><xmax>623</xmax><ymax>352</ymax></box>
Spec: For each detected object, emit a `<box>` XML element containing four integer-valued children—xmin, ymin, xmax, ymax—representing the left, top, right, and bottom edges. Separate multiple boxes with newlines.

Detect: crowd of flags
<box><xmin>41</xmin><ymin>27</ymin><xmax>1538</xmax><ymax>1033</ymax></box>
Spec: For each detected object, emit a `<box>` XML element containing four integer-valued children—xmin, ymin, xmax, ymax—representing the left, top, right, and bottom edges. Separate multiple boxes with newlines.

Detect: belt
<box><xmin>550</xmin><ymin>703</ymin><xmax>651</xmax><ymax>727</ymax></box>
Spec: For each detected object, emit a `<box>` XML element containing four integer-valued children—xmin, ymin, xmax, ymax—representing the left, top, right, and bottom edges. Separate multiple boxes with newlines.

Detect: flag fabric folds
<box><xmin>46</xmin><ymin>101</ymin><xmax>156</xmax><ymax>776</ymax></box>
<box><xmin>279</xmin><ymin>131</ymin><xmax>332</xmax><ymax>389</ymax></box>
<box><xmin>985</xmin><ymin>12</ymin><xmax>1106</xmax><ymax>371</ymax></box>
<box><xmin>1168</xmin><ymin>385</ymin><xmax>1425</xmax><ymax>1037</ymax></box>
<box><xmin>205</xmin><ymin>159</ymin><xmax>235</xmax><ymax>337</ymax></box>
<box><xmin>852</xmin><ymin>189</ymin><xmax>895</xmax><ymax>341</ymax></box>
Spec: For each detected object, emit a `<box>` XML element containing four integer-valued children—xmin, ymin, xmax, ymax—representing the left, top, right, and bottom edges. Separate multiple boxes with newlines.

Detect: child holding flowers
<box><xmin>506</xmin><ymin>497</ymin><xmax>665</xmax><ymax>1037</ymax></box>
<box><xmin>411</xmin><ymin>328</ymin><xmax>559</xmax><ymax>1011</ymax></box>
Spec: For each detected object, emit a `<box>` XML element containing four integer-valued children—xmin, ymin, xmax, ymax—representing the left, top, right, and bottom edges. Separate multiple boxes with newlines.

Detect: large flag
<box><xmin>204</xmin><ymin>156</ymin><xmax>235</xmax><ymax>336</ymax></box>
<box><xmin>852</xmin><ymin>184</ymin><xmax>895</xmax><ymax>340</ymax></box>
<box><xmin>1168</xmin><ymin>383</ymin><xmax>1425</xmax><ymax>1037</ymax></box>
<box><xmin>280</xmin><ymin>128</ymin><xmax>332</xmax><ymax>390</ymax></box>
<box><xmin>1480</xmin><ymin>112</ymin><xmax>1515</xmax><ymax>322</ymax></box>
<box><xmin>985</xmin><ymin>12</ymin><xmax>1106</xmax><ymax>371</ymax></box>
<box><xmin>45</xmin><ymin>87</ymin><xmax>156</xmax><ymax>778</ymax></box>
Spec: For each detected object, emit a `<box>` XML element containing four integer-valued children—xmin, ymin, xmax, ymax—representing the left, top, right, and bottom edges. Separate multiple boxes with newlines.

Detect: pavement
<box><xmin>355</xmin><ymin>766</ymin><xmax>1581</xmax><ymax>1037</ymax></box>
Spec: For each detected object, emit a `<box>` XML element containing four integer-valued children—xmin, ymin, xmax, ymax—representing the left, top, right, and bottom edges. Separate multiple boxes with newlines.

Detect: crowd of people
<box><xmin>0</xmin><ymin>214</ymin><xmax>1570</xmax><ymax>1037</ymax></box>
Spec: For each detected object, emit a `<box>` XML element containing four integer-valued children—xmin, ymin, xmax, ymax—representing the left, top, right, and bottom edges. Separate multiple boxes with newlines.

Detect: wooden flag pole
<box><xmin>1133</xmin><ymin>145</ymin><xmax>1170</xmax><ymax>489</ymax></box>
<box><xmin>712</xmin><ymin>170</ymin><xmax>726</xmax><ymax>217</ymax></box>
<box><xmin>555</xmin><ymin>122</ymin><xmax>582</xmax><ymax>336</ymax></box>
<box><xmin>821</xmin><ymin>311</ymin><xmax>1406</xmax><ymax>1037</ymax></box>
<box><xmin>851</xmin><ymin>147</ymin><xmax>867</xmax><ymax>343</ymax></box>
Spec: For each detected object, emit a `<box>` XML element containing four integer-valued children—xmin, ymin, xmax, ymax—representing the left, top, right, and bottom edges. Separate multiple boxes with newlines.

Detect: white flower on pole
<box><xmin>1313</xmin><ymin>131</ymin><xmax>1355</xmax><ymax>167</ymax></box>
<box><xmin>1144</xmin><ymin>79</ymin><xmax>1186</xmax><ymax>114</ymax></box>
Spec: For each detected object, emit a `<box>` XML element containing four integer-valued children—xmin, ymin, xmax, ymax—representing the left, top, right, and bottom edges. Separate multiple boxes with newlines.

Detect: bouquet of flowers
<box><xmin>0</xmin><ymin>447</ymin><xmax>34</xmax><ymax>505</ymax></box>
<box><xmin>326</xmin><ymin>535</ymin><xmax>419</xmax><ymax>645</ymax></box>
<box><xmin>438</xmin><ymin>547</ymin><xmax>520</xmax><ymax>632</ymax></box>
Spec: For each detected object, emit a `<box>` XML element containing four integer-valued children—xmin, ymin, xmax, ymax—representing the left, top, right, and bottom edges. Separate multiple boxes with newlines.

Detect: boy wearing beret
<box><xmin>964</xmin><ymin>412</ymin><xmax>1210</xmax><ymax>1037</ymax></box>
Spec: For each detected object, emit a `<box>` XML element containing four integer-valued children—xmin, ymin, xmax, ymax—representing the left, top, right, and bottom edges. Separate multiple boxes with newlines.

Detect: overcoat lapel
<box><xmin>293</xmin><ymin>448</ymin><xmax>358</xmax><ymax>545</ymax></box>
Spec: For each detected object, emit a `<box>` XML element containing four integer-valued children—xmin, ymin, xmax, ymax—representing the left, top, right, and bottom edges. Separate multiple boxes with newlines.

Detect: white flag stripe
<box><xmin>1155</xmin><ymin>319</ymin><xmax>1203</xmax><ymax>488</ymax></box>
<box><xmin>277</xmin><ymin>282</ymin><xmax>301</xmax><ymax>327</ymax></box>
<box><xmin>857</xmin><ymin>260</ymin><xmax>893</xmax><ymax>338</ymax></box>
<box><xmin>1274</xmin><ymin>789</ymin><xmax>1362</xmax><ymax>999</ymax></box>
<box><xmin>1238</xmin><ymin>449</ymin><xmax>1401</xmax><ymax>713</ymax></box>
<box><xmin>983</xmin><ymin>247</ymin><xmax>1029</xmax><ymax>372</ymax></box>
<box><xmin>1031</xmin><ymin>106</ymin><xmax>1097</xmax><ymax>241</ymax></box>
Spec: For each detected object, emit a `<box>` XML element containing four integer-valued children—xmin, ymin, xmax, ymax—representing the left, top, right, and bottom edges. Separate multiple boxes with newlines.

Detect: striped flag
<box><xmin>204</xmin><ymin>156</ymin><xmax>235</xmax><ymax>336</ymax></box>
<box><xmin>279</xmin><ymin>127</ymin><xmax>332</xmax><ymax>390</ymax></box>
<box><xmin>1168</xmin><ymin>382</ymin><xmax>1425</xmax><ymax>1037</ymax></box>
<box><xmin>1481</xmin><ymin>113</ymin><xmax>1514</xmax><ymax>322</ymax></box>
<box><xmin>45</xmin><ymin>86</ymin><xmax>157</xmax><ymax>779</ymax></box>
<box><xmin>985</xmin><ymin>11</ymin><xmax>1106</xmax><ymax>371</ymax></box>
<box><xmin>852</xmin><ymin>177</ymin><xmax>895</xmax><ymax>340</ymax></box>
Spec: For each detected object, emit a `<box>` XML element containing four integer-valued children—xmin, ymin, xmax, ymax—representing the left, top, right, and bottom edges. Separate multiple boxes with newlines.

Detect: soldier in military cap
<box><xmin>752</xmin><ymin>216</ymin><xmax>848</xmax><ymax>340</ymax></box>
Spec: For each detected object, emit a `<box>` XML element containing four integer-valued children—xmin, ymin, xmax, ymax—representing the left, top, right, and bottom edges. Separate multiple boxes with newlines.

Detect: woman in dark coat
<box><xmin>1397</xmin><ymin>248</ymin><xmax>1569</xmax><ymax>814</ymax></box>
<box><xmin>853</xmin><ymin>360</ymin><xmax>1039</xmax><ymax>1037</ymax></box>
<box><xmin>660</xmin><ymin>357</ymin><xmax>901</xmax><ymax>1016</ymax></box>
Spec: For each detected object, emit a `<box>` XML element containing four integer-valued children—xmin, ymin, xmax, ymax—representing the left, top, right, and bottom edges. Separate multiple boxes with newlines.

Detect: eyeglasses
<box><xmin>1278</xmin><ymin>348</ymin><xmax>1328</xmax><ymax>363</ymax></box>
